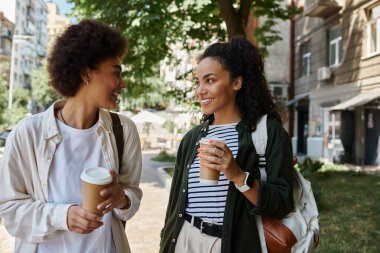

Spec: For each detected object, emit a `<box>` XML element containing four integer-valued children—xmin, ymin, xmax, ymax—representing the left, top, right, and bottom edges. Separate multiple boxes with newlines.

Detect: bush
<box><xmin>295</xmin><ymin>157</ymin><xmax>324</xmax><ymax>207</ymax></box>
<box><xmin>152</xmin><ymin>150</ymin><xmax>176</xmax><ymax>162</ymax></box>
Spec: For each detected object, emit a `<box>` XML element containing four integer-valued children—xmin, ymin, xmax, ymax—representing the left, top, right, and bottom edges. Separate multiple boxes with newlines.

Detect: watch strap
<box><xmin>235</xmin><ymin>172</ymin><xmax>252</xmax><ymax>193</ymax></box>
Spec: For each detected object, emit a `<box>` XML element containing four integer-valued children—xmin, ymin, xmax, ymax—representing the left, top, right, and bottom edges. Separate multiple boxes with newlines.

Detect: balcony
<box><xmin>0</xmin><ymin>48</ymin><xmax>11</xmax><ymax>56</ymax></box>
<box><xmin>304</xmin><ymin>0</ymin><xmax>341</xmax><ymax>18</ymax></box>
<box><xmin>1</xmin><ymin>29</ymin><xmax>12</xmax><ymax>40</ymax></box>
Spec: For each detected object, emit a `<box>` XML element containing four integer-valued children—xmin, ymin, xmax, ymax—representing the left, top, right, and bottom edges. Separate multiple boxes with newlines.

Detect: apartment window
<box><xmin>367</xmin><ymin>5</ymin><xmax>380</xmax><ymax>56</ymax></box>
<box><xmin>329</xmin><ymin>26</ymin><xmax>342</xmax><ymax>67</ymax></box>
<box><xmin>273</xmin><ymin>86</ymin><xmax>283</xmax><ymax>97</ymax></box>
<box><xmin>301</xmin><ymin>41</ymin><xmax>311</xmax><ymax>76</ymax></box>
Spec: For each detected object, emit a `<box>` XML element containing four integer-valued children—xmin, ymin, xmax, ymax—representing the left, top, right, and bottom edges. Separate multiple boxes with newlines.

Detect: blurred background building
<box><xmin>0</xmin><ymin>0</ymin><xmax>47</xmax><ymax>90</ymax></box>
<box><xmin>290</xmin><ymin>0</ymin><xmax>380</xmax><ymax>165</ymax></box>
<box><xmin>46</xmin><ymin>1</ymin><xmax>70</xmax><ymax>47</ymax></box>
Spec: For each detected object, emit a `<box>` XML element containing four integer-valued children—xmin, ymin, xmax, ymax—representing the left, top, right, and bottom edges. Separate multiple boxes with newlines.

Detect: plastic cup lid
<box><xmin>199</xmin><ymin>137</ymin><xmax>225</xmax><ymax>144</ymax></box>
<box><xmin>80</xmin><ymin>167</ymin><xmax>113</xmax><ymax>185</ymax></box>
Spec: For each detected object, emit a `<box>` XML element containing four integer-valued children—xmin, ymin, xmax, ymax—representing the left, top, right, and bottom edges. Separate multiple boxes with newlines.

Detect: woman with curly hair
<box><xmin>160</xmin><ymin>38</ymin><xmax>294</xmax><ymax>253</ymax></box>
<box><xmin>0</xmin><ymin>20</ymin><xmax>142</xmax><ymax>253</ymax></box>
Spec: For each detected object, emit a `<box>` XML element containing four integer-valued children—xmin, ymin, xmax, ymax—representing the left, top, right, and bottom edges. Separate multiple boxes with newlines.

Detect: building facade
<box><xmin>0</xmin><ymin>12</ymin><xmax>14</xmax><ymax>63</ymax></box>
<box><xmin>0</xmin><ymin>0</ymin><xmax>47</xmax><ymax>90</ymax></box>
<box><xmin>265</xmin><ymin>15</ymin><xmax>290</xmax><ymax>130</ymax></box>
<box><xmin>291</xmin><ymin>0</ymin><xmax>380</xmax><ymax>165</ymax></box>
<box><xmin>46</xmin><ymin>1</ymin><xmax>70</xmax><ymax>47</ymax></box>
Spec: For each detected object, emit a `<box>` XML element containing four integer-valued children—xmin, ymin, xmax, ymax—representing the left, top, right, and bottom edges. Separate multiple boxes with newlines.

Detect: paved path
<box><xmin>0</xmin><ymin>151</ymin><xmax>171</xmax><ymax>253</ymax></box>
<box><xmin>124</xmin><ymin>151</ymin><xmax>171</xmax><ymax>253</ymax></box>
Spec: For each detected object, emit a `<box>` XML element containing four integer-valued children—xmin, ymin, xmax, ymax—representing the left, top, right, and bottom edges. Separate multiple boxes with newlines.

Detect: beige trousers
<box><xmin>174</xmin><ymin>219</ymin><xmax>222</xmax><ymax>253</ymax></box>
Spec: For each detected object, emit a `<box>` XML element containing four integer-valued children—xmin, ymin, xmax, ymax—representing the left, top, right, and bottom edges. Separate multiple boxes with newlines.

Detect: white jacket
<box><xmin>0</xmin><ymin>101</ymin><xmax>142</xmax><ymax>253</ymax></box>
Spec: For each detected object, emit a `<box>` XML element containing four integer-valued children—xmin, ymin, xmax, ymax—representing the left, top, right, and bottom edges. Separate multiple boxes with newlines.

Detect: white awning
<box><xmin>327</xmin><ymin>88</ymin><xmax>380</xmax><ymax>111</ymax></box>
<box><xmin>286</xmin><ymin>93</ymin><xmax>309</xmax><ymax>106</ymax></box>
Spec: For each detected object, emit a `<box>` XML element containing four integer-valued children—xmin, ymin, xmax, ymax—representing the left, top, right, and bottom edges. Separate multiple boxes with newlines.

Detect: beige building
<box><xmin>0</xmin><ymin>12</ymin><xmax>14</xmax><ymax>63</ymax></box>
<box><xmin>290</xmin><ymin>0</ymin><xmax>380</xmax><ymax>165</ymax></box>
<box><xmin>46</xmin><ymin>1</ymin><xmax>70</xmax><ymax>47</ymax></box>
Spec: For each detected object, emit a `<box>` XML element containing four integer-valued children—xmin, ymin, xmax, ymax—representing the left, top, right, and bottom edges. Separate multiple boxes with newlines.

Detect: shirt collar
<box><xmin>42</xmin><ymin>100</ymin><xmax>113</xmax><ymax>139</ymax></box>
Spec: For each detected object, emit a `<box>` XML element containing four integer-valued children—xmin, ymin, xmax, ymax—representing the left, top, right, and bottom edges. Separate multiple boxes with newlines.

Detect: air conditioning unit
<box><xmin>317</xmin><ymin>66</ymin><xmax>331</xmax><ymax>81</ymax></box>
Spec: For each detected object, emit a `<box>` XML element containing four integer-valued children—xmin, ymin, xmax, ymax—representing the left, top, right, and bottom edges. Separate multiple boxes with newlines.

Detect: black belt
<box><xmin>184</xmin><ymin>213</ymin><xmax>222</xmax><ymax>238</ymax></box>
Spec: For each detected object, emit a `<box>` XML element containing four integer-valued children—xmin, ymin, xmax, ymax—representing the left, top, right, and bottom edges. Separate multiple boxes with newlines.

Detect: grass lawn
<box><xmin>162</xmin><ymin>168</ymin><xmax>380</xmax><ymax>252</ymax></box>
<box><xmin>315</xmin><ymin>171</ymin><xmax>380</xmax><ymax>253</ymax></box>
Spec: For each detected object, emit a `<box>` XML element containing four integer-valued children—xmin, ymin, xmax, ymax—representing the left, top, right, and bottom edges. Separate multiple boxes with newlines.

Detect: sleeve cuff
<box><xmin>113</xmin><ymin>189</ymin><xmax>140</xmax><ymax>221</ymax></box>
<box><xmin>55</xmin><ymin>204</ymin><xmax>75</xmax><ymax>231</ymax></box>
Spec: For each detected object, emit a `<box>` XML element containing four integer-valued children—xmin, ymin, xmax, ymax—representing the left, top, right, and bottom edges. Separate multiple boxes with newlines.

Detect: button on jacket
<box><xmin>0</xmin><ymin>100</ymin><xmax>142</xmax><ymax>253</ymax></box>
<box><xmin>160</xmin><ymin>117</ymin><xmax>294</xmax><ymax>253</ymax></box>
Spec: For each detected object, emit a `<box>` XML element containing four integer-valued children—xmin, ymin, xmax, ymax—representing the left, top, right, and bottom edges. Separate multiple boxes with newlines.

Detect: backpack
<box><xmin>252</xmin><ymin>115</ymin><xmax>320</xmax><ymax>253</ymax></box>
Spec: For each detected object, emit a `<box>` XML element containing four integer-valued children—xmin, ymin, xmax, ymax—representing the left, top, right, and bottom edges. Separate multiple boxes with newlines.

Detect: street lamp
<box><xmin>8</xmin><ymin>34</ymin><xmax>34</xmax><ymax>126</ymax></box>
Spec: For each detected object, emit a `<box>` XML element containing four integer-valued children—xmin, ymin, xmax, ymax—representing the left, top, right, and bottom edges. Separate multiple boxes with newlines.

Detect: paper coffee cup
<box><xmin>198</xmin><ymin>137</ymin><xmax>225</xmax><ymax>185</ymax></box>
<box><xmin>80</xmin><ymin>167</ymin><xmax>113</xmax><ymax>215</ymax></box>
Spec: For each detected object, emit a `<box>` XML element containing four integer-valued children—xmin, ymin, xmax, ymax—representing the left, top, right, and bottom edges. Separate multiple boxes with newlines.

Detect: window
<box><xmin>367</xmin><ymin>5</ymin><xmax>380</xmax><ymax>56</ymax></box>
<box><xmin>329</xmin><ymin>26</ymin><xmax>342</xmax><ymax>67</ymax></box>
<box><xmin>273</xmin><ymin>87</ymin><xmax>283</xmax><ymax>97</ymax></box>
<box><xmin>301</xmin><ymin>41</ymin><xmax>311</xmax><ymax>76</ymax></box>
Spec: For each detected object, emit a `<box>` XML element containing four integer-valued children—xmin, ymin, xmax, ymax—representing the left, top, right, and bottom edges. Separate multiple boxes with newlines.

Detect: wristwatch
<box><xmin>235</xmin><ymin>172</ymin><xmax>255</xmax><ymax>193</ymax></box>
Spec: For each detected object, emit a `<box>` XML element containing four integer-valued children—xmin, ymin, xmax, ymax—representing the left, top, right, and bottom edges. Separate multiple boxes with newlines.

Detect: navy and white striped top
<box><xmin>185</xmin><ymin>123</ymin><xmax>239</xmax><ymax>225</ymax></box>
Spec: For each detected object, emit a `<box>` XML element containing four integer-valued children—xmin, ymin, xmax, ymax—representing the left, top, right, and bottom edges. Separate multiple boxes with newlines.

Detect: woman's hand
<box><xmin>198</xmin><ymin>140</ymin><xmax>246</xmax><ymax>185</ymax></box>
<box><xmin>67</xmin><ymin>205</ymin><xmax>103</xmax><ymax>234</ymax></box>
<box><xmin>97</xmin><ymin>169</ymin><xmax>130</xmax><ymax>215</ymax></box>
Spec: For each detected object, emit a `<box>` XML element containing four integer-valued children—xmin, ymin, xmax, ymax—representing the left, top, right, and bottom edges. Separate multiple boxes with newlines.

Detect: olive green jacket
<box><xmin>160</xmin><ymin>117</ymin><xmax>294</xmax><ymax>253</ymax></box>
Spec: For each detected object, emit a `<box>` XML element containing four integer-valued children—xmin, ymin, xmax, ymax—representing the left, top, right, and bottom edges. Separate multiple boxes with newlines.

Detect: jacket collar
<box><xmin>42</xmin><ymin>100</ymin><xmax>112</xmax><ymax>139</ymax></box>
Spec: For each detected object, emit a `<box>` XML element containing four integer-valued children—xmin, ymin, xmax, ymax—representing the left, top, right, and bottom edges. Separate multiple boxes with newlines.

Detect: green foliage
<box><xmin>0</xmin><ymin>62</ymin><xmax>10</xmax><ymax>130</ymax></box>
<box><xmin>31</xmin><ymin>61</ymin><xmax>61</xmax><ymax>111</ymax></box>
<box><xmin>0</xmin><ymin>78</ymin><xmax>8</xmax><ymax>130</ymax></box>
<box><xmin>121</xmin><ymin>76</ymin><xmax>169</xmax><ymax>111</ymax></box>
<box><xmin>69</xmin><ymin>0</ymin><xmax>297</xmax><ymax>101</ymax></box>
<box><xmin>163</xmin><ymin>120</ymin><xmax>175</xmax><ymax>133</ymax></box>
<box><xmin>164</xmin><ymin>167</ymin><xmax>174</xmax><ymax>177</ymax></box>
<box><xmin>152</xmin><ymin>150</ymin><xmax>176</xmax><ymax>162</ymax></box>
<box><xmin>10</xmin><ymin>87</ymin><xmax>29</xmax><ymax>126</ymax></box>
<box><xmin>0</xmin><ymin>61</ymin><xmax>30</xmax><ymax>129</ymax></box>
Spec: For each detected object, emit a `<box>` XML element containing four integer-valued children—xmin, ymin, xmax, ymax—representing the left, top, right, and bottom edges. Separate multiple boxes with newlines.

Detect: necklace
<box><xmin>59</xmin><ymin>109</ymin><xmax>68</xmax><ymax>125</ymax></box>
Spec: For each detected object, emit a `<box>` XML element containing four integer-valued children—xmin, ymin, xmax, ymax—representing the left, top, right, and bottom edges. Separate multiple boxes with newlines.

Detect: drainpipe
<box><xmin>288</xmin><ymin>0</ymin><xmax>295</xmax><ymax>137</ymax></box>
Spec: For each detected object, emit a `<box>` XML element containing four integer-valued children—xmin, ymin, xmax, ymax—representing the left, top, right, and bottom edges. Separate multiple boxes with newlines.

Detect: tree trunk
<box><xmin>218</xmin><ymin>0</ymin><xmax>254</xmax><ymax>40</ymax></box>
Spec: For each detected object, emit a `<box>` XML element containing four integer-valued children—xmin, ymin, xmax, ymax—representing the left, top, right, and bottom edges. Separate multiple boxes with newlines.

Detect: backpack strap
<box><xmin>110</xmin><ymin>111</ymin><xmax>124</xmax><ymax>169</ymax></box>
<box><xmin>252</xmin><ymin>114</ymin><xmax>269</xmax><ymax>253</ymax></box>
<box><xmin>109</xmin><ymin>111</ymin><xmax>126</xmax><ymax>228</ymax></box>
<box><xmin>251</xmin><ymin>114</ymin><xmax>268</xmax><ymax>181</ymax></box>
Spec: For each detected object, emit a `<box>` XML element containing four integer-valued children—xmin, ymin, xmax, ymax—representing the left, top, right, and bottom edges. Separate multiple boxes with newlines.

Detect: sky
<box><xmin>52</xmin><ymin>0</ymin><xmax>76</xmax><ymax>22</ymax></box>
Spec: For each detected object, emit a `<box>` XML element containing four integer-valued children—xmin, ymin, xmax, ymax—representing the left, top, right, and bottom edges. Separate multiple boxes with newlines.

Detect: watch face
<box><xmin>246</xmin><ymin>173</ymin><xmax>255</xmax><ymax>187</ymax></box>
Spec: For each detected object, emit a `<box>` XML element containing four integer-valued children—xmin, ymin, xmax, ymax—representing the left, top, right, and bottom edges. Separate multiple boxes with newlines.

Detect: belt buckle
<box><xmin>200</xmin><ymin>220</ymin><xmax>204</xmax><ymax>234</ymax></box>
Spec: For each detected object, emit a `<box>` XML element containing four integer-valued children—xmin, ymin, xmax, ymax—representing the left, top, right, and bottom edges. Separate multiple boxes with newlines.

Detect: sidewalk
<box><xmin>124</xmin><ymin>151</ymin><xmax>171</xmax><ymax>253</ymax></box>
<box><xmin>0</xmin><ymin>151</ymin><xmax>171</xmax><ymax>253</ymax></box>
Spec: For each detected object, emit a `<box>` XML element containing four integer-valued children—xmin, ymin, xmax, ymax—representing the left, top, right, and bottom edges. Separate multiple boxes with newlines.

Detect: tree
<box><xmin>31</xmin><ymin>60</ymin><xmax>61</xmax><ymax>112</ymax></box>
<box><xmin>69</xmin><ymin>0</ymin><xmax>296</xmax><ymax>100</ymax></box>
<box><xmin>0</xmin><ymin>74</ymin><xmax>8</xmax><ymax>130</ymax></box>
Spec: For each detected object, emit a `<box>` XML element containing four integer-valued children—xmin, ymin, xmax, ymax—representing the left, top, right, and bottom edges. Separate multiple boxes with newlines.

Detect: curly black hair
<box><xmin>199</xmin><ymin>37</ymin><xmax>282</xmax><ymax>130</ymax></box>
<box><xmin>47</xmin><ymin>19</ymin><xmax>128</xmax><ymax>97</ymax></box>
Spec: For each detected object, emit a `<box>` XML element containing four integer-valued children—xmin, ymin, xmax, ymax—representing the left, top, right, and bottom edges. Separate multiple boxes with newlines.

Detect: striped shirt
<box><xmin>185</xmin><ymin>123</ymin><xmax>239</xmax><ymax>225</ymax></box>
